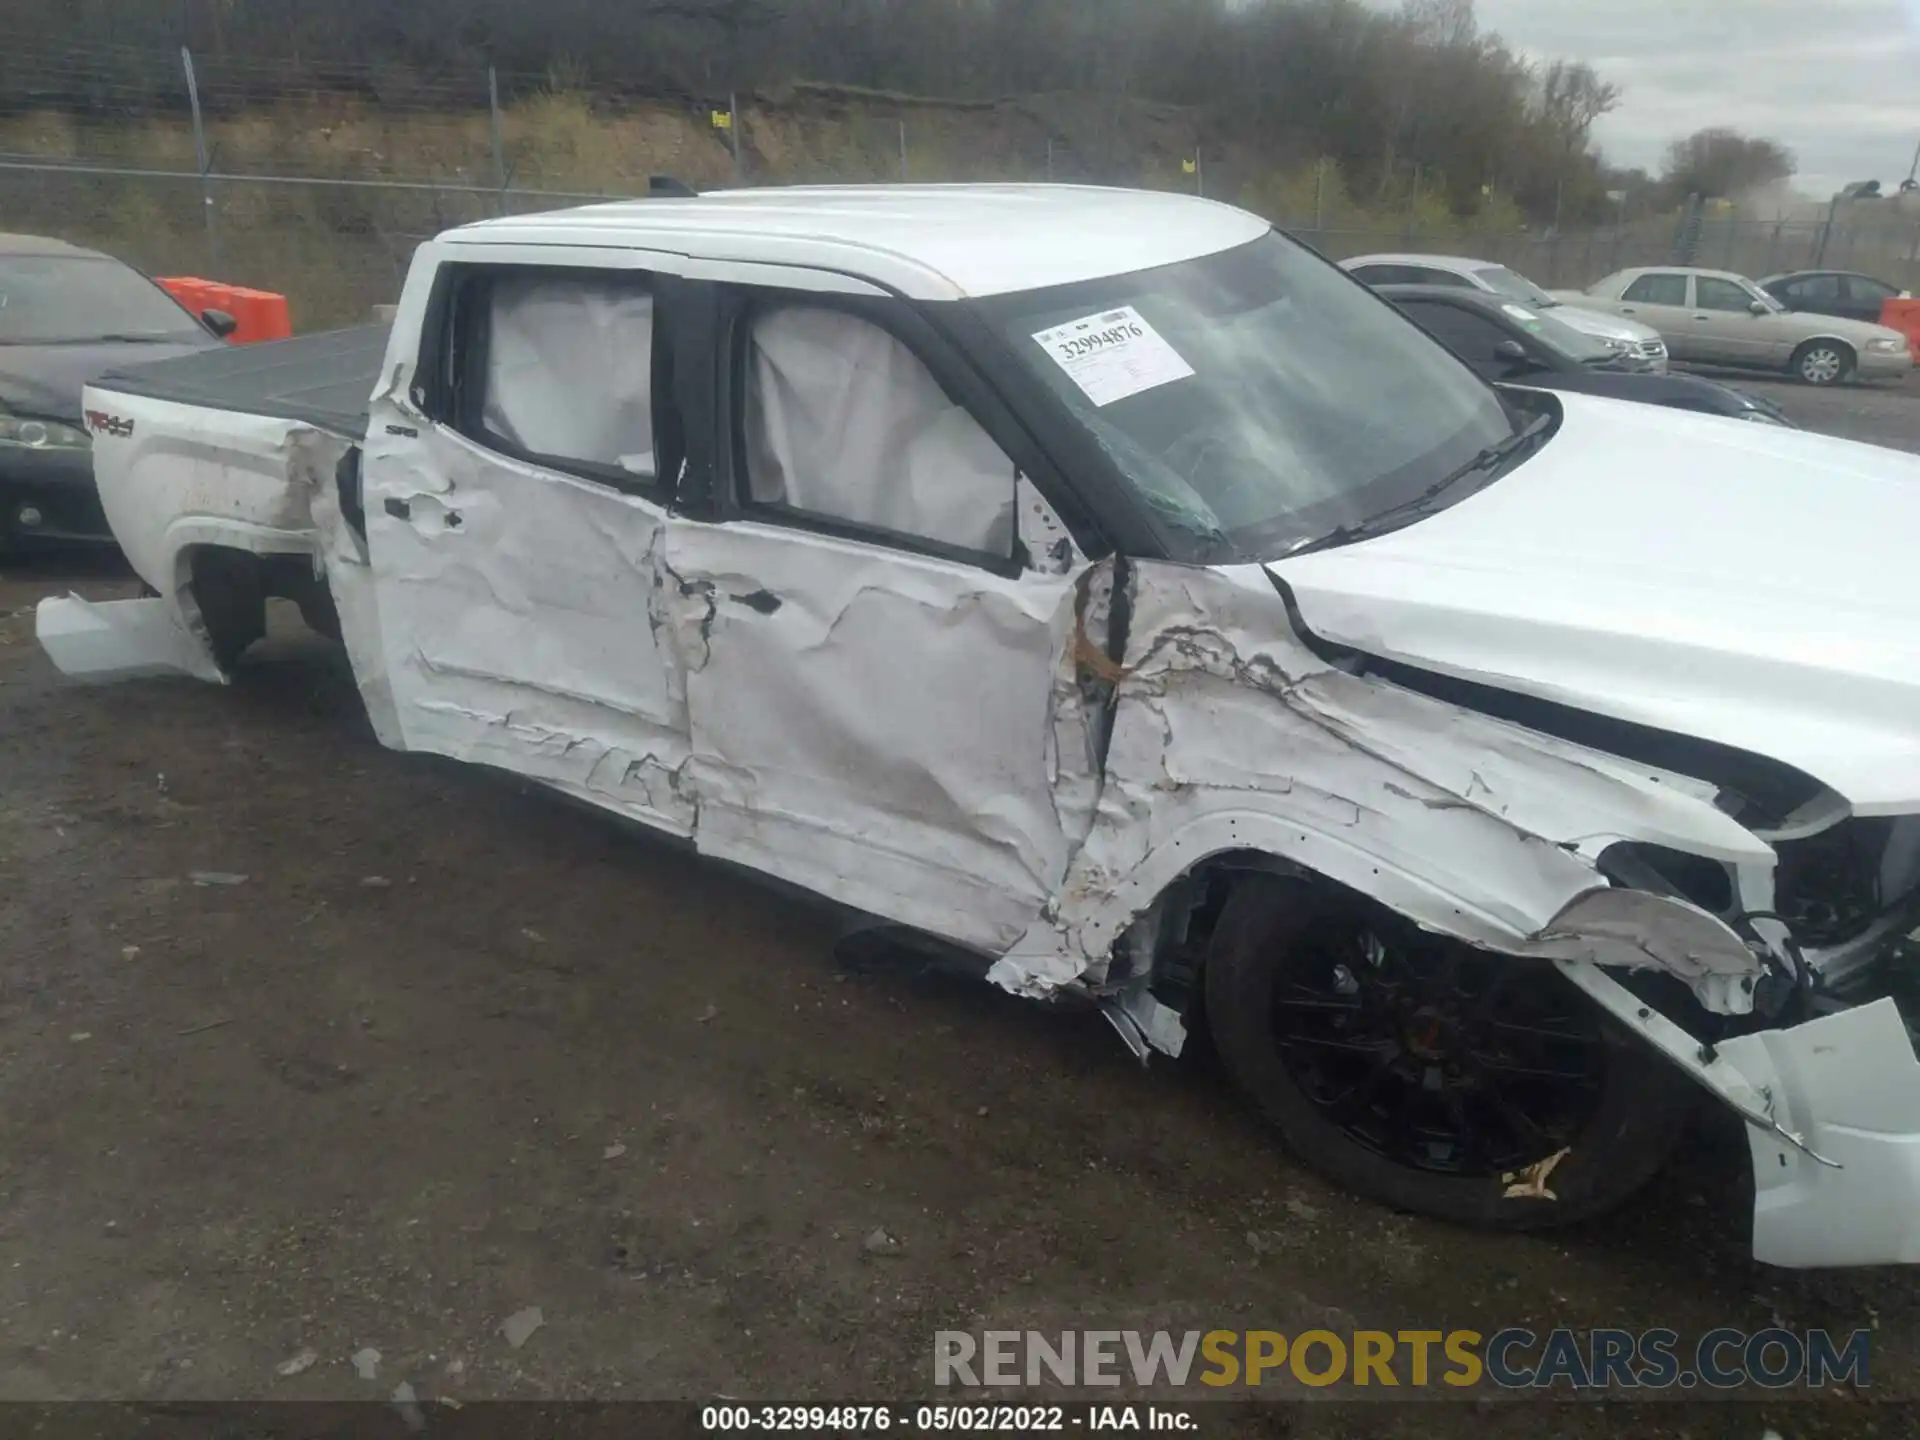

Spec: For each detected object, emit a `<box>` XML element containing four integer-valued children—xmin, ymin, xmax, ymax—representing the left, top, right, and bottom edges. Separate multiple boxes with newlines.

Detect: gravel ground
<box><xmin>1</xmin><ymin>375</ymin><xmax>1917</xmax><ymax>1437</ymax></box>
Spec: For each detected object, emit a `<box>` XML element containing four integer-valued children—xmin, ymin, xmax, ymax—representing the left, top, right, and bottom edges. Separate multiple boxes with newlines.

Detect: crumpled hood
<box><xmin>0</xmin><ymin>339</ymin><xmax>215</xmax><ymax>422</ymax></box>
<box><xmin>1271</xmin><ymin>392</ymin><xmax>1920</xmax><ymax>814</ymax></box>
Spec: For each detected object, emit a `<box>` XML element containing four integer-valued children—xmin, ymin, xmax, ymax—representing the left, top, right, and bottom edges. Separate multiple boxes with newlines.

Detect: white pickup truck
<box><xmin>39</xmin><ymin>184</ymin><xmax>1920</xmax><ymax>1268</ymax></box>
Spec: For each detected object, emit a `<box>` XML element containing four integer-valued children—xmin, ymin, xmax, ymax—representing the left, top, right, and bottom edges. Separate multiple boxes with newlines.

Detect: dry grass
<box><xmin>13</xmin><ymin>88</ymin><xmax>1846</xmax><ymax>328</ymax></box>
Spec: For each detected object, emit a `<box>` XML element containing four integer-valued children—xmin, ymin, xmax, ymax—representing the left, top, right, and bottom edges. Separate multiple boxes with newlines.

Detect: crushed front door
<box><xmin>667</xmin><ymin>297</ymin><xmax>1093</xmax><ymax>953</ymax></box>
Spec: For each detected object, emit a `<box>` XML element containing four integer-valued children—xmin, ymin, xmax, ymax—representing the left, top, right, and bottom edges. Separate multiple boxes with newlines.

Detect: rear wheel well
<box><xmin>176</xmin><ymin>544</ymin><xmax>340</xmax><ymax>668</ymax></box>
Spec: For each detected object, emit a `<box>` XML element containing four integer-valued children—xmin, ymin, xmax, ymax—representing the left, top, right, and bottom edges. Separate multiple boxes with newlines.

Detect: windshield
<box><xmin>1473</xmin><ymin>265</ymin><xmax>1559</xmax><ymax>308</ymax></box>
<box><xmin>0</xmin><ymin>255</ymin><xmax>206</xmax><ymax>344</ymax></box>
<box><xmin>976</xmin><ymin>232</ymin><xmax>1517</xmax><ymax>560</ymax></box>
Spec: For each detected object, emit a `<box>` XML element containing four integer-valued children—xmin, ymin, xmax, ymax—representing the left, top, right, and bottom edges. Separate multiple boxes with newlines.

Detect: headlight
<box><xmin>1869</xmin><ymin>337</ymin><xmax>1906</xmax><ymax>353</ymax></box>
<box><xmin>0</xmin><ymin>412</ymin><xmax>91</xmax><ymax>450</ymax></box>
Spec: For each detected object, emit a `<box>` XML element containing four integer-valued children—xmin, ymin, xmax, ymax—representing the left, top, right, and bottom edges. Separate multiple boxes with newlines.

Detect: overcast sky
<box><xmin>1470</xmin><ymin>0</ymin><xmax>1920</xmax><ymax>194</ymax></box>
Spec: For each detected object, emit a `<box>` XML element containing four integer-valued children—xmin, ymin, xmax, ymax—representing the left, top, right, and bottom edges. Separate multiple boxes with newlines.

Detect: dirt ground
<box><xmin>1</xmin><ymin>375</ymin><xmax>1917</xmax><ymax>1438</ymax></box>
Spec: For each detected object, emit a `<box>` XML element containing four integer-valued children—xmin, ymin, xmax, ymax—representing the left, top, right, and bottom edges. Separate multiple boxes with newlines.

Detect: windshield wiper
<box><xmin>63</xmin><ymin>332</ymin><xmax>191</xmax><ymax>344</ymax></box>
<box><xmin>1286</xmin><ymin>412</ymin><xmax>1554</xmax><ymax>557</ymax></box>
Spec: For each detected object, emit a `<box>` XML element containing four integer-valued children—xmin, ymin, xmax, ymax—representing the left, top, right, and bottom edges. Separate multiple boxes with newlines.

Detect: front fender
<box><xmin>995</xmin><ymin>560</ymin><xmax>1770</xmax><ymax>1003</ymax></box>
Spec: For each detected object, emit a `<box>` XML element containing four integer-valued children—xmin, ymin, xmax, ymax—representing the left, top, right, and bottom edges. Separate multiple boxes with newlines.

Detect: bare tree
<box><xmin>1662</xmin><ymin>127</ymin><xmax>1796</xmax><ymax>201</ymax></box>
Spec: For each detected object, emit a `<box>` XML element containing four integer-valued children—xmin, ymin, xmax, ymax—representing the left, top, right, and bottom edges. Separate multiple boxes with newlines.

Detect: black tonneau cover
<box><xmin>90</xmin><ymin>324</ymin><xmax>390</xmax><ymax>440</ymax></box>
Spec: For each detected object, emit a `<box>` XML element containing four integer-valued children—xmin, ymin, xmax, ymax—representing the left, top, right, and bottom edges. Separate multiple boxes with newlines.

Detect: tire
<box><xmin>1791</xmin><ymin>340</ymin><xmax>1853</xmax><ymax>387</ymax></box>
<box><xmin>1204</xmin><ymin>874</ymin><xmax>1698</xmax><ymax>1230</ymax></box>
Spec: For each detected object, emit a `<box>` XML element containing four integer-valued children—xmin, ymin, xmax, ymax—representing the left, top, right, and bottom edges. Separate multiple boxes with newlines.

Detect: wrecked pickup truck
<box><xmin>39</xmin><ymin>184</ymin><xmax>1920</xmax><ymax>1268</ymax></box>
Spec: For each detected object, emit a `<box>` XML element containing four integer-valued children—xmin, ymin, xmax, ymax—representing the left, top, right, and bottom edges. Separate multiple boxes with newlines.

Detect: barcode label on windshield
<box><xmin>1032</xmin><ymin>305</ymin><xmax>1195</xmax><ymax>406</ymax></box>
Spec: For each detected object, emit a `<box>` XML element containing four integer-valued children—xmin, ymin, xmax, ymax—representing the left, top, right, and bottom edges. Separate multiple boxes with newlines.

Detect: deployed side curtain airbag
<box><xmin>482</xmin><ymin>275</ymin><xmax>656</xmax><ymax>477</ymax></box>
<box><xmin>746</xmin><ymin>307</ymin><xmax>1014</xmax><ymax>555</ymax></box>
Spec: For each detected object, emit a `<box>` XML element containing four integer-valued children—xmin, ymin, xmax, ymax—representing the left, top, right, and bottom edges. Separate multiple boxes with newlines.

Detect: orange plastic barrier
<box><xmin>219</xmin><ymin>285</ymin><xmax>293</xmax><ymax>344</ymax></box>
<box><xmin>1879</xmin><ymin>297</ymin><xmax>1920</xmax><ymax>363</ymax></box>
<box><xmin>156</xmin><ymin>276</ymin><xmax>293</xmax><ymax>344</ymax></box>
<box><xmin>157</xmin><ymin>276</ymin><xmax>218</xmax><ymax>317</ymax></box>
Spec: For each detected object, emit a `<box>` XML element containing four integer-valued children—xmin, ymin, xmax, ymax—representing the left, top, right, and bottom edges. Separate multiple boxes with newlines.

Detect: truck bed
<box><xmin>89</xmin><ymin>323</ymin><xmax>390</xmax><ymax>440</ymax></box>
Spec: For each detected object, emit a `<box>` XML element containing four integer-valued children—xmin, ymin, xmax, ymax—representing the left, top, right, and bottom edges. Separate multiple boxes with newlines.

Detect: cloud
<box><xmin>1470</xmin><ymin>0</ymin><xmax>1920</xmax><ymax>192</ymax></box>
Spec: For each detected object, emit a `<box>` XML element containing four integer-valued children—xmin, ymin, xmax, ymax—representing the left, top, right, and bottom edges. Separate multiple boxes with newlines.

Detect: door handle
<box><xmin>1618</xmin><ymin>306</ymin><xmax>1636</xmax><ymax>314</ymax></box>
<box><xmin>382</xmin><ymin>495</ymin><xmax>461</xmax><ymax>528</ymax></box>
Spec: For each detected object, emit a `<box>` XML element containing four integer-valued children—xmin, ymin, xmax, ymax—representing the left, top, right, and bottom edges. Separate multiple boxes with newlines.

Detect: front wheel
<box><xmin>1791</xmin><ymin>340</ymin><xmax>1853</xmax><ymax>386</ymax></box>
<box><xmin>1204</xmin><ymin>875</ymin><xmax>1697</xmax><ymax>1229</ymax></box>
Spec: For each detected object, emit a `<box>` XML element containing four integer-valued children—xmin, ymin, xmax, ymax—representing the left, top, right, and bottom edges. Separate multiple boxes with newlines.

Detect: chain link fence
<box><xmin>8</xmin><ymin>43</ymin><xmax>1920</xmax><ymax>329</ymax></box>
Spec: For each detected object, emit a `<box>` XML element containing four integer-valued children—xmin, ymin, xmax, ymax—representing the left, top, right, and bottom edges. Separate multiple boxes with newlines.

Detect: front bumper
<box><xmin>1721</xmin><ymin>999</ymin><xmax>1920</xmax><ymax>1267</ymax></box>
<box><xmin>1858</xmin><ymin>348</ymin><xmax>1913</xmax><ymax>381</ymax></box>
<box><xmin>1611</xmin><ymin>342</ymin><xmax>1669</xmax><ymax>374</ymax></box>
<box><xmin>1564</xmin><ymin>960</ymin><xmax>1920</xmax><ymax>1268</ymax></box>
<box><xmin>0</xmin><ymin>444</ymin><xmax>111</xmax><ymax>544</ymax></box>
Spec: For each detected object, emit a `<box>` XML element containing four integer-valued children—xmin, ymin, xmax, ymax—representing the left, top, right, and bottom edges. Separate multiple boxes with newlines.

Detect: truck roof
<box><xmin>441</xmin><ymin>184</ymin><xmax>1273</xmax><ymax>301</ymax></box>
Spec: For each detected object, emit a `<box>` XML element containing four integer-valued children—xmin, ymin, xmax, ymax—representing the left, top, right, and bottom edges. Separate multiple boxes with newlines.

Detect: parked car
<box><xmin>1759</xmin><ymin>269</ymin><xmax>1909</xmax><ymax>326</ymax></box>
<box><xmin>0</xmin><ymin>234</ymin><xmax>235</xmax><ymax>554</ymax></box>
<box><xmin>1375</xmin><ymin>284</ymin><xmax>1792</xmax><ymax>424</ymax></box>
<box><xmin>1557</xmin><ymin>266</ymin><xmax>1912</xmax><ymax>385</ymax></box>
<box><xmin>1341</xmin><ymin>252</ymin><xmax>1669</xmax><ymax>372</ymax></box>
<box><xmin>37</xmin><ymin>185</ymin><xmax>1920</xmax><ymax>1270</ymax></box>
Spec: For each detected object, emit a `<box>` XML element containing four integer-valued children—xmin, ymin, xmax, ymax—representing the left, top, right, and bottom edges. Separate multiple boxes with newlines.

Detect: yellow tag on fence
<box><xmin>711</xmin><ymin>110</ymin><xmax>733</xmax><ymax>130</ymax></box>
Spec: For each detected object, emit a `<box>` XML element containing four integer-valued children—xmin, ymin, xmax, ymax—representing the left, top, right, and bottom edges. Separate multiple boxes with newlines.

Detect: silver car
<box><xmin>1561</xmin><ymin>266</ymin><xmax>1913</xmax><ymax>386</ymax></box>
<box><xmin>1341</xmin><ymin>252</ymin><xmax>1670</xmax><ymax>372</ymax></box>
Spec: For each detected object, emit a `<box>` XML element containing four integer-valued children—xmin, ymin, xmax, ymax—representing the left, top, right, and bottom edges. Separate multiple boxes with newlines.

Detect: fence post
<box><xmin>1313</xmin><ymin>157</ymin><xmax>1326</xmax><ymax>237</ymax></box>
<box><xmin>729</xmin><ymin>92</ymin><xmax>745</xmax><ymax>184</ymax></box>
<box><xmin>488</xmin><ymin>64</ymin><xmax>509</xmax><ymax>214</ymax></box>
<box><xmin>898</xmin><ymin>120</ymin><xmax>908</xmax><ymax>182</ymax></box>
<box><xmin>1195</xmin><ymin>145</ymin><xmax>1204</xmax><ymax>198</ymax></box>
<box><xmin>1814</xmin><ymin>194</ymin><xmax>1840</xmax><ymax>267</ymax></box>
<box><xmin>180</xmin><ymin>46</ymin><xmax>219</xmax><ymax>271</ymax></box>
<box><xmin>1045</xmin><ymin>136</ymin><xmax>1054</xmax><ymax>181</ymax></box>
